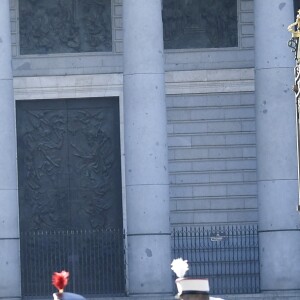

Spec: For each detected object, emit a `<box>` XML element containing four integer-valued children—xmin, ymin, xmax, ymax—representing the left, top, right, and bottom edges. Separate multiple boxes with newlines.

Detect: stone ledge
<box><xmin>84</xmin><ymin>291</ymin><xmax>300</xmax><ymax>300</ymax></box>
<box><xmin>222</xmin><ymin>291</ymin><xmax>300</xmax><ymax>300</ymax></box>
<box><xmin>24</xmin><ymin>292</ymin><xmax>300</xmax><ymax>300</ymax></box>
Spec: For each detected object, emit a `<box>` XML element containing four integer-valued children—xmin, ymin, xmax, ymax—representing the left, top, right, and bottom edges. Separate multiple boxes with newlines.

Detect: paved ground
<box><xmin>84</xmin><ymin>291</ymin><xmax>300</xmax><ymax>300</ymax></box>
<box><xmin>22</xmin><ymin>291</ymin><xmax>300</xmax><ymax>300</ymax></box>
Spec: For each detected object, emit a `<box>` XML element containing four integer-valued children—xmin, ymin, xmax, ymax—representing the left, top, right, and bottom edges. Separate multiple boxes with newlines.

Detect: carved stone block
<box><xmin>19</xmin><ymin>0</ymin><xmax>112</xmax><ymax>54</ymax></box>
<box><xmin>163</xmin><ymin>0</ymin><xmax>238</xmax><ymax>49</ymax></box>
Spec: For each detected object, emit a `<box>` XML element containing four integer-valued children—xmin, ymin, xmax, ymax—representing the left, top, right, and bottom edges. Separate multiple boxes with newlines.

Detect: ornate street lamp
<box><xmin>288</xmin><ymin>10</ymin><xmax>300</xmax><ymax>211</ymax></box>
<box><xmin>288</xmin><ymin>9</ymin><xmax>300</xmax><ymax>61</ymax></box>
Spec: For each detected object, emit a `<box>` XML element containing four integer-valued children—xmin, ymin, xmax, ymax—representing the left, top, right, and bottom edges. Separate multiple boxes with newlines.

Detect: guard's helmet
<box><xmin>52</xmin><ymin>271</ymin><xmax>86</xmax><ymax>300</ymax></box>
<box><xmin>53</xmin><ymin>292</ymin><xmax>86</xmax><ymax>300</ymax></box>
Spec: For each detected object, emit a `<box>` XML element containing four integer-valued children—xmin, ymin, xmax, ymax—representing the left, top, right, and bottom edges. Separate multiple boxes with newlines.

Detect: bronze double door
<box><xmin>17</xmin><ymin>97</ymin><xmax>125</xmax><ymax>296</ymax></box>
<box><xmin>16</xmin><ymin>97</ymin><xmax>123</xmax><ymax>232</ymax></box>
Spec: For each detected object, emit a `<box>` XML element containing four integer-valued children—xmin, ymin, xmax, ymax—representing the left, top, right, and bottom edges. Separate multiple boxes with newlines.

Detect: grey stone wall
<box><xmin>167</xmin><ymin>91</ymin><xmax>257</xmax><ymax>226</ymax></box>
<box><xmin>10</xmin><ymin>0</ymin><xmax>257</xmax><ymax>228</ymax></box>
<box><xmin>10</xmin><ymin>0</ymin><xmax>254</xmax><ymax>76</ymax></box>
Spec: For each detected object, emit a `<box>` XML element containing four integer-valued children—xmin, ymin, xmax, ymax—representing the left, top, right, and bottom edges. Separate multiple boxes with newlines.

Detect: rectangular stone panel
<box><xmin>163</xmin><ymin>0</ymin><xmax>238</xmax><ymax>49</ymax></box>
<box><xmin>19</xmin><ymin>0</ymin><xmax>112</xmax><ymax>55</ymax></box>
<box><xmin>16</xmin><ymin>97</ymin><xmax>122</xmax><ymax>231</ymax></box>
<box><xmin>0</xmin><ymin>239</ymin><xmax>21</xmax><ymax>298</ymax></box>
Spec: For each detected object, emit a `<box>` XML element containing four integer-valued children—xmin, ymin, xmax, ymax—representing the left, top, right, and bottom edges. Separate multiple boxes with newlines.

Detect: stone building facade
<box><xmin>0</xmin><ymin>0</ymin><xmax>300</xmax><ymax>299</ymax></box>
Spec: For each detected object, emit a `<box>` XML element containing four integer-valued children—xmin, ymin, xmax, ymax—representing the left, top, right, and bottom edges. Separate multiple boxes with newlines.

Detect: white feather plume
<box><xmin>171</xmin><ymin>258</ymin><xmax>189</xmax><ymax>278</ymax></box>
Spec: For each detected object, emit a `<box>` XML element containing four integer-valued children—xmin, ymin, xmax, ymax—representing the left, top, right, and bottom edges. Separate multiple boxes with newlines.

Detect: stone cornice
<box><xmin>165</xmin><ymin>68</ymin><xmax>255</xmax><ymax>95</ymax></box>
<box><xmin>13</xmin><ymin>68</ymin><xmax>254</xmax><ymax>100</ymax></box>
<box><xmin>13</xmin><ymin>73</ymin><xmax>123</xmax><ymax>100</ymax></box>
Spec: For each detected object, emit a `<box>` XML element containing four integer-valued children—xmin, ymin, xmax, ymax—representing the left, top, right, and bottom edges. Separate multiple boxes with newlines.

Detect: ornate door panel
<box><xmin>16</xmin><ymin>98</ymin><xmax>125</xmax><ymax>296</ymax></box>
<box><xmin>16</xmin><ymin>97</ymin><xmax>122</xmax><ymax>231</ymax></box>
<box><xmin>19</xmin><ymin>0</ymin><xmax>112</xmax><ymax>55</ymax></box>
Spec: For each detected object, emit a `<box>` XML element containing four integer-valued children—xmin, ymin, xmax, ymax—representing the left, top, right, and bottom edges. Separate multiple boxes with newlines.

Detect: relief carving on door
<box><xmin>17</xmin><ymin>98</ymin><xmax>123</xmax><ymax>232</ymax></box>
<box><xmin>19</xmin><ymin>0</ymin><xmax>112</xmax><ymax>54</ymax></box>
<box><xmin>163</xmin><ymin>0</ymin><xmax>238</xmax><ymax>49</ymax></box>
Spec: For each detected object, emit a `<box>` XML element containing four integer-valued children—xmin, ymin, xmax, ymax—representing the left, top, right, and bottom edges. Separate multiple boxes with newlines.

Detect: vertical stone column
<box><xmin>255</xmin><ymin>0</ymin><xmax>300</xmax><ymax>291</ymax></box>
<box><xmin>0</xmin><ymin>1</ymin><xmax>21</xmax><ymax>299</ymax></box>
<box><xmin>123</xmin><ymin>0</ymin><xmax>172</xmax><ymax>295</ymax></box>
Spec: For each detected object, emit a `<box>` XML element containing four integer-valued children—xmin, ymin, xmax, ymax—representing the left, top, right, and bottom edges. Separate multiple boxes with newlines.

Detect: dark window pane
<box><xmin>19</xmin><ymin>0</ymin><xmax>112</xmax><ymax>55</ymax></box>
<box><xmin>163</xmin><ymin>0</ymin><xmax>238</xmax><ymax>49</ymax></box>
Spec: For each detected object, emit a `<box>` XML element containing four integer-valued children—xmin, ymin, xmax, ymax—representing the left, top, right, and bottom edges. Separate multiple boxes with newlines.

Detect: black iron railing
<box><xmin>21</xmin><ymin>225</ymin><xmax>259</xmax><ymax>297</ymax></box>
<box><xmin>171</xmin><ymin>225</ymin><xmax>260</xmax><ymax>295</ymax></box>
<box><xmin>20</xmin><ymin>229</ymin><xmax>126</xmax><ymax>298</ymax></box>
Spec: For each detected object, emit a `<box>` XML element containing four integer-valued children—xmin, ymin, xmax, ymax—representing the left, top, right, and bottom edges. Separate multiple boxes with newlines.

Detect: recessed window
<box><xmin>163</xmin><ymin>0</ymin><xmax>238</xmax><ymax>49</ymax></box>
<box><xmin>19</xmin><ymin>0</ymin><xmax>112</xmax><ymax>55</ymax></box>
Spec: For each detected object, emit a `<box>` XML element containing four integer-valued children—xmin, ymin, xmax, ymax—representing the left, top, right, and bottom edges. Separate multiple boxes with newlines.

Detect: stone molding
<box><xmin>165</xmin><ymin>68</ymin><xmax>254</xmax><ymax>95</ymax></box>
<box><xmin>13</xmin><ymin>68</ymin><xmax>254</xmax><ymax>100</ymax></box>
<box><xmin>13</xmin><ymin>73</ymin><xmax>123</xmax><ymax>99</ymax></box>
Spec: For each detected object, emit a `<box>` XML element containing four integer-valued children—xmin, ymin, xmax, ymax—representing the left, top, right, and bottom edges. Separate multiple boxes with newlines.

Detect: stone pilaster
<box><xmin>0</xmin><ymin>0</ymin><xmax>21</xmax><ymax>299</ymax></box>
<box><xmin>123</xmin><ymin>0</ymin><xmax>172</xmax><ymax>295</ymax></box>
<box><xmin>254</xmin><ymin>0</ymin><xmax>300</xmax><ymax>291</ymax></box>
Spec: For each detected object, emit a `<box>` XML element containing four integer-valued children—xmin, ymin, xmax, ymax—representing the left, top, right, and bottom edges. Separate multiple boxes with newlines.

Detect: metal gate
<box><xmin>16</xmin><ymin>98</ymin><xmax>125</xmax><ymax>297</ymax></box>
<box><xmin>171</xmin><ymin>225</ymin><xmax>260</xmax><ymax>295</ymax></box>
<box><xmin>20</xmin><ymin>229</ymin><xmax>126</xmax><ymax>297</ymax></box>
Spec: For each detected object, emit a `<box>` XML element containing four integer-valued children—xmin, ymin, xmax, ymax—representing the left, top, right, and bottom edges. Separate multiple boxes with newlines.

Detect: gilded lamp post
<box><xmin>288</xmin><ymin>9</ymin><xmax>300</xmax><ymax>211</ymax></box>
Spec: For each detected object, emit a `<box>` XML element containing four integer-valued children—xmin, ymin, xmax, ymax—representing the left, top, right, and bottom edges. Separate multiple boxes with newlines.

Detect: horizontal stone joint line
<box><xmin>255</xmin><ymin>66</ymin><xmax>294</xmax><ymax>71</ymax></box>
<box><xmin>129</xmin><ymin>292</ymin><xmax>173</xmax><ymax>295</ymax></box>
<box><xmin>259</xmin><ymin>288</ymin><xmax>300</xmax><ymax>292</ymax></box>
<box><xmin>126</xmin><ymin>183</ymin><xmax>169</xmax><ymax>186</ymax></box>
<box><xmin>256</xmin><ymin>178</ymin><xmax>297</xmax><ymax>182</ymax></box>
<box><xmin>259</xmin><ymin>229</ymin><xmax>300</xmax><ymax>233</ymax></box>
<box><xmin>124</xmin><ymin>72</ymin><xmax>164</xmax><ymax>76</ymax></box>
<box><xmin>127</xmin><ymin>233</ymin><xmax>171</xmax><ymax>237</ymax></box>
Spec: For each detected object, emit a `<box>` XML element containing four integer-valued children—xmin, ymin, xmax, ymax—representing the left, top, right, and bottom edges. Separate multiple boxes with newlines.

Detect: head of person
<box><xmin>175</xmin><ymin>278</ymin><xmax>210</xmax><ymax>300</ymax></box>
<box><xmin>52</xmin><ymin>271</ymin><xmax>86</xmax><ymax>300</ymax></box>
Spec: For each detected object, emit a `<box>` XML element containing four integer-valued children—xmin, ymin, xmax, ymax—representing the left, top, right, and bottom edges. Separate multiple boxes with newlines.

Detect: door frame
<box><xmin>13</xmin><ymin>73</ymin><xmax>129</xmax><ymax>294</ymax></box>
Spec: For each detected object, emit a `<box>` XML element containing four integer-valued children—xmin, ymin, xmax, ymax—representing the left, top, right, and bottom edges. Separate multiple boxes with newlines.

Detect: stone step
<box><xmin>222</xmin><ymin>291</ymin><xmax>300</xmax><ymax>300</ymax></box>
<box><xmin>85</xmin><ymin>291</ymin><xmax>300</xmax><ymax>300</ymax></box>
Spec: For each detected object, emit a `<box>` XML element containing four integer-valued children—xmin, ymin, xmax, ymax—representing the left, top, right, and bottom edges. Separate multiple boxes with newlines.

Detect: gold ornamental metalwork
<box><xmin>288</xmin><ymin>10</ymin><xmax>300</xmax><ymax>38</ymax></box>
<box><xmin>288</xmin><ymin>9</ymin><xmax>300</xmax><ymax>211</ymax></box>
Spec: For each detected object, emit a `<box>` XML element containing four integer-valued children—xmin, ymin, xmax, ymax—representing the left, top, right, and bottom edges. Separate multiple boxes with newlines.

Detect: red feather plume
<box><xmin>52</xmin><ymin>270</ymin><xmax>69</xmax><ymax>292</ymax></box>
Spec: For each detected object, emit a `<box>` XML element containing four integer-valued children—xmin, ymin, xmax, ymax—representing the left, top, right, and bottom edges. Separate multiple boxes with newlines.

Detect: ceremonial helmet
<box><xmin>52</xmin><ymin>271</ymin><xmax>86</xmax><ymax>300</ymax></box>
